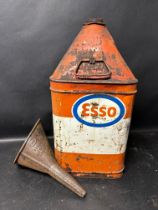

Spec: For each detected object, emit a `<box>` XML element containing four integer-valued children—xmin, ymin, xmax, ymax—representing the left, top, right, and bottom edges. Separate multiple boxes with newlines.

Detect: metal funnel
<box><xmin>14</xmin><ymin>119</ymin><xmax>86</xmax><ymax>198</ymax></box>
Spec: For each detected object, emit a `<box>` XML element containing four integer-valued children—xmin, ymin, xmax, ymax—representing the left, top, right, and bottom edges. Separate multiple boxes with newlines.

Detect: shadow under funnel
<box><xmin>14</xmin><ymin>119</ymin><xmax>86</xmax><ymax>198</ymax></box>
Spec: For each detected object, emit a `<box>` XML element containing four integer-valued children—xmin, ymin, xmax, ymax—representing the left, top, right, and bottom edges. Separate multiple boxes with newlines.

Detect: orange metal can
<box><xmin>50</xmin><ymin>18</ymin><xmax>138</xmax><ymax>178</ymax></box>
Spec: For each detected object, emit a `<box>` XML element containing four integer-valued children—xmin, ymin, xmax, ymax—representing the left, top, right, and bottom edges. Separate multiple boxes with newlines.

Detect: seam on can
<box><xmin>50</xmin><ymin>87</ymin><xmax>137</xmax><ymax>95</ymax></box>
<box><xmin>49</xmin><ymin>78</ymin><xmax>138</xmax><ymax>85</ymax></box>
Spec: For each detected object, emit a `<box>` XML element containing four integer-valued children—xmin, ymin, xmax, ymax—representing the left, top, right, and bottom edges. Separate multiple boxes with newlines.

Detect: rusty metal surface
<box><xmin>50</xmin><ymin>18</ymin><xmax>138</xmax><ymax>178</ymax></box>
<box><xmin>75</xmin><ymin>58</ymin><xmax>111</xmax><ymax>80</ymax></box>
<box><xmin>72</xmin><ymin>172</ymin><xmax>123</xmax><ymax>179</ymax></box>
<box><xmin>51</xmin><ymin>78</ymin><xmax>138</xmax><ymax>84</ymax></box>
<box><xmin>50</xmin><ymin>20</ymin><xmax>138</xmax><ymax>85</ymax></box>
<box><xmin>14</xmin><ymin>119</ymin><xmax>86</xmax><ymax>198</ymax></box>
<box><xmin>50</xmin><ymin>87</ymin><xmax>137</xmax><ymax>95</ymax></box>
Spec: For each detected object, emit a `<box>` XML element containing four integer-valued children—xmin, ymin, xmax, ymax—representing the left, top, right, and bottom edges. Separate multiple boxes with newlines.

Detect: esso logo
<box><xmin>72</xmin><ymin>94</ymin><xmax>126</xmax><ymax>127</ymax></box>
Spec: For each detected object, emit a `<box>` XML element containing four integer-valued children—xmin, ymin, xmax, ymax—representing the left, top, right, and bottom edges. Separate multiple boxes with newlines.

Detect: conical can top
<box><xmin>14</xmin><ymin>119</ymin><xmax>86</xmax><ymax>197</ymax></box>
<box><xmin>50</xmin><ymin>18</ymin><xmax>137</xmax><ymax>84</ymax></box>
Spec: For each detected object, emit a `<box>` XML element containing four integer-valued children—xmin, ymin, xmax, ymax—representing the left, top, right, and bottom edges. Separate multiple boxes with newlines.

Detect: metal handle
<box><xmin>75</xmin><ymin>57</ymin><xmax>111</xmax><ymax>80</ymax></box>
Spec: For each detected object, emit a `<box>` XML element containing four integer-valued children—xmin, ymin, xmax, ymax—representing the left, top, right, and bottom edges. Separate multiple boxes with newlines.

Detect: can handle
<box><xmin>75</xmin><ymin>57</ymin><xmax>111</xmax><ymax>80</ymax></box>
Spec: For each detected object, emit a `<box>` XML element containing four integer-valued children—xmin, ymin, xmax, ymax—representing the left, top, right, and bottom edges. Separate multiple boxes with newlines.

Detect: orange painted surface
<box><xmin>55</xmin><ymin>149</ymin><xmax>125</xmax><ymax>174</ymax></box>
<box><xmin>51</xmin><ymin>91</ymin><xmax>135</xmax><ymax>118</ymax></box>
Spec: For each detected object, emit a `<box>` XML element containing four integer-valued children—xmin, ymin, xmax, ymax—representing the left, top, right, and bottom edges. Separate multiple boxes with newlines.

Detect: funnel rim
<box><xmin>14</xmin><ymin>119</ymin><xmax>41</xmax><ymax>164</ymax></box>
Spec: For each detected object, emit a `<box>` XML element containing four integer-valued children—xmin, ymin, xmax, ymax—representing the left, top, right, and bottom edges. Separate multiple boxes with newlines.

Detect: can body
<box><xmin>50</xmin><ymin>82</ymin><xmax>137</xmax><ymax>178</ymax></box>
<box><xmin>50</xmin><ymin>18</ymin><xmax>138</xmax><ymax>178</ymax></box>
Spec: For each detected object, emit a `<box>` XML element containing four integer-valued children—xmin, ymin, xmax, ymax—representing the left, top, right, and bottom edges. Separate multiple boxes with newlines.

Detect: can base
<box><xmin>71</xmin><ymin>172</ymin><xmax>123</xmax><ymax>179</ymax></box>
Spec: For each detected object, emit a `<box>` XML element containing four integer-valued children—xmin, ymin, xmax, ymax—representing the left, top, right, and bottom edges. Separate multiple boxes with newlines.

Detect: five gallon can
<box><xmin>50</xmin><ymin>18</ymin><xmax>138</xmax><ymax>178</ymax></box>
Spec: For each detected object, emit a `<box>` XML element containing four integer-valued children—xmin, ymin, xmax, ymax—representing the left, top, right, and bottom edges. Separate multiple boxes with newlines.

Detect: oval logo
<box><xmin>72</xmin><ymin>94</ymin><xmax>126</xmax><ymax>127</ymax></box>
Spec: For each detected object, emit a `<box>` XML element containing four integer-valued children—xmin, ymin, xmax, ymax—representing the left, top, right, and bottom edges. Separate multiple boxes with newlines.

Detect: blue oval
<box><xmin>72</xmin><ymin>94</ymin><xmax>125</xmax><ymax>127</ymax></box>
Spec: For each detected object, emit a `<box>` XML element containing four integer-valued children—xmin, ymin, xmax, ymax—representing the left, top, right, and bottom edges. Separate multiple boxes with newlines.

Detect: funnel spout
<box><xmin>48</xmin><ymin>163</ymin><xmax>86</xmax><ymax>197</ymax></box>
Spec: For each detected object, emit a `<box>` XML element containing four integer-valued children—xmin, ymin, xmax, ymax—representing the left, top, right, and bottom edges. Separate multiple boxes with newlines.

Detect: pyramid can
<box><xmin>50</xmin><ymin>18</ymin><xmax>138</xmax><ymax>178</ymax></box>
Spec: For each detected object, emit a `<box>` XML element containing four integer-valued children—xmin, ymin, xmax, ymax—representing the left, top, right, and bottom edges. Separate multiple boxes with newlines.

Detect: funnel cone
<box><xmin>14</xmin><ymin>119</ymin><xmax>86</xmax><ymax>197</ymax></box>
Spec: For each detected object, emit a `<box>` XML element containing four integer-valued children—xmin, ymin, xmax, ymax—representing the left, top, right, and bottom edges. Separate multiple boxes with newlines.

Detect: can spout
<box><xmin>83</xmin><ymin>17</ymin><xmax>105</xmax><ymax>25</ymax></box>
<box><xmin>14</xmin><ymin>119</ymin><xmax>86</xmax><ymax>198</ymax></box>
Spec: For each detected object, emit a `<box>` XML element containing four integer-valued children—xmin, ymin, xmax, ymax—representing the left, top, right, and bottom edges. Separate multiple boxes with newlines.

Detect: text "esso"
<box><xmin>81</xmin><ymin>103</ymin><xmax>117</xmax><ymax>118</ymax></box>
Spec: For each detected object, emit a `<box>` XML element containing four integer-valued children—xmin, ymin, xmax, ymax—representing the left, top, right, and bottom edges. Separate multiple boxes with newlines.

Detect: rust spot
<box><xmin>91</xmin><ymin>115</ymin><xmax>98</xmax><ymax>120</ymax></box>
<box><xmin>117</xmin><ymin>125</ymin><xmax>122</xmax><ymax>131</ymax></box>
<box><xmin>115</xmin><ymin>68</ymin><xmax>122</xmax><ymax>76</ymax></box>
<box><xmin>119</xmin><ymin>144</ymin><xmax>124</xmax><ymax>152</ymax></box>
<box><xmin>79</xmin><ymin>123</ymin><xmax>83</xmax><ymax>131</ymax></box>
<box><xmin>76</xmin><ymin>156</ymin><xmax>80</xmax><ymax>161</ymax></box>
<box><xmin>111</xmin><ymin>54</ymin><xmax>116</xmax><ymax>60</ymax></box>
<box><xmin>88</xmin><ymin>139</ymin><xmax>95</xmax><ymax>143</ymax></box>
<box><xmin>58</xmin><ymin>64</ymin><xmax>64</xmax><ymax>73</ymax></box>
<box><xmin>91</xmin><ymin>102</ymin><xmax>98</xmax><ymax>106</ymax></box>
<box><xmin>76</xmin><ymin>155</ymin><xmax>93</xmax><ymax>161</ymax></box>
<box><xmin>65</xmin><ymin>163</ymin><xmax>72</xmax><ymax>172</ymax></box>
